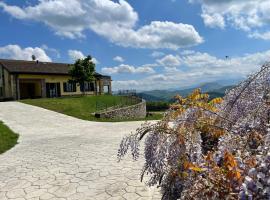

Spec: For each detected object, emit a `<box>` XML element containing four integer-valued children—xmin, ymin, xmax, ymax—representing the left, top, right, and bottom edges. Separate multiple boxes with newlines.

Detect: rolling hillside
<box><xmin>138</xmin><ymin>82</ymin><xmax>234</xmax><ymax>102</ymax></box>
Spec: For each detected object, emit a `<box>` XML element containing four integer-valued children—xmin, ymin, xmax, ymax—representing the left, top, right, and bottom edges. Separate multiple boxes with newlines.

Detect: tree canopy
<box><xmin>69</xmin><ymin>55</ymin><xmax>96</xmax><ymax>92</ymax></box>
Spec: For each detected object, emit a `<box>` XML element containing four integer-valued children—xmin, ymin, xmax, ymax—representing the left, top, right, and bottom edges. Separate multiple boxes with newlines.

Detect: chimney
<box><xmin>32</xmin><ymin>54</ymin><xmax>36</xmax><ymax>61</ymax></box>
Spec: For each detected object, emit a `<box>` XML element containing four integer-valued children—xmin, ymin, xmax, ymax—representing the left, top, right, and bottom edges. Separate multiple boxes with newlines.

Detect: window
<box><xmin>63</xmin><ymin>82</ymin><xmax>76</xmax><ymax>92</ymax></box>
<box><xmin>80</xmin><ymin>82</ymin><xmax>95</xmax><ymax>92</ymax></box>
<box><xmin>103</xmin><ymin>85</ymin><xmax>109</xmax><ymax>94</ymax></box>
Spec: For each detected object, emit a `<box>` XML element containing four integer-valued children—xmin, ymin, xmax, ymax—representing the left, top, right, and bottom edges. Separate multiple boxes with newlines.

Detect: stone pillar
<box><xmin>10</xmin><ymin>75</ymin><xmax>20</xmax><ymax>100</ymax></box>
<box><xmin>16</xmin><ymin>77</ymin><xmax>20</xmax><ymax>100</ymax></box>
<box><xmin>99</xmin><ymin>79</ymin><xmax>103</xmax><ymax>95</ymax></box>
<box><xmin>94</xmin><ymin>80</ymin><xmax>98</xmax><ymax>95</ymax></box>
<box><xmin>41</xmin><ymin>79</ymin><xmax>46</xmax><ymax>98</ymax></box>
<box><xmin>109</xmin><ymin>79</ymin><xmax>112</xmax><ymax>95</ymax></box>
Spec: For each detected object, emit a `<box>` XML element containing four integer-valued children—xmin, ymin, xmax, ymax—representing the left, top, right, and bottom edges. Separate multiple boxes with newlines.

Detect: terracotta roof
<box><xmin>0</xmin><ymin>59</ymin><xmax>110</xmax><ymax>78</ymax></box>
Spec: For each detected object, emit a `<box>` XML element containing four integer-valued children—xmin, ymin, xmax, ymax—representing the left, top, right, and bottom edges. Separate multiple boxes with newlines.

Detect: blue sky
<box><xmin>1</xmin><ymin>0</ymin><xmax>270</xmax><ymax>91</ymax></box>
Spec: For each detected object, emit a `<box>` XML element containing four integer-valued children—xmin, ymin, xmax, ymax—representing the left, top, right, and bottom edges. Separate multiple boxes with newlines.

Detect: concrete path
<box><xmin>0</xmin><ymin>102</ymin><xmax>160</xmax><ymax>200</ymax></box>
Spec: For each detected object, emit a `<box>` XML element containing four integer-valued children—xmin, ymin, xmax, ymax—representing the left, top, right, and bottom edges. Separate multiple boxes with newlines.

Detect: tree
<box><xmin>69</xmin><ymin>55</ymin><xmax>96</xmax><ymax>94</ymax></box>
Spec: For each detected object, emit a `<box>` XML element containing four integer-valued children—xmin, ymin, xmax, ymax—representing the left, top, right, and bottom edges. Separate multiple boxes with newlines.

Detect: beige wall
<box><xmin>18</xmin><ymin>74</ymin><xmax>102</xmax><ymax>96</ymax></box>
<box><xmin>0</xmin><ymin>72</ymin><xmax>111</xmax><ymax>100</ymax></box>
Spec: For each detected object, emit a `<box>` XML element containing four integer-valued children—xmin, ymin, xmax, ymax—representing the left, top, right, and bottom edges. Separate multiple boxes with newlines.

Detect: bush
<box><xmin>146</xmin><ymin>101</ymin><xmax>170</xmax><ymax>111</ymax></box>
<box><xmin>118</xmin><ymin>62</ymin><xmax>270</xmax><ymax>199</ymax></box>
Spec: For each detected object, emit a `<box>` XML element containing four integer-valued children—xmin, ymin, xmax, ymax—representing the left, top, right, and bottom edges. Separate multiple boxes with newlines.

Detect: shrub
<box><xmin>146</xmin><ymin>101</ymin><xmax>170</xmax><ymax>111</ymax></box>
<box><xmin>118</xmin><ymin>62</ymin><xmax>270</xmax><ymax>199</ymax></box>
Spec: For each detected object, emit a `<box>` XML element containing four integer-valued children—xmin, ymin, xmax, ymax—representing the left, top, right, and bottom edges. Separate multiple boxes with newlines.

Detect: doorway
<box><xmin>19</xmin><ymin>80</ymin><xmax>42</xmax><ymax>99</ymax></box>
<box><xmin>46</xmin><ymin>83</ymin><xmax>60</xmax><ymax>98</ymax></box>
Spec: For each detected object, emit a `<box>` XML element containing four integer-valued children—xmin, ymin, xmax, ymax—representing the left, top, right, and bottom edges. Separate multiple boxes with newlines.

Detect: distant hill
<box><xmin>207</xmin><ymin>85</ymin><xmax>234</xmax><ymax>100</ymax></box>
<box><xmin>137</xmin><ymin>82</ymin><xmax>234</xmax><ymax>102</ymax></box>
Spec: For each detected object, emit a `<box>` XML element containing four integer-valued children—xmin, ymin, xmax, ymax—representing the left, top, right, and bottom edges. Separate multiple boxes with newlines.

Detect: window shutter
<box><xmin>73</xmin><ymin>83</ymin><xmax>76</xmax><ymax>92</ymax></box>
<box><xmin>63</xmin><ymin>83</ymin><xmax>67</xmax><ymax>92</ymax></box>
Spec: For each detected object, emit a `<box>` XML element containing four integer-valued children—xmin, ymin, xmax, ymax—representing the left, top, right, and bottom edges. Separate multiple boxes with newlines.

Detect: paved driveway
<box><xmin>0</xmin><ymin>102</ymin><xmax>160</xmax><ymax>200</ymax></box>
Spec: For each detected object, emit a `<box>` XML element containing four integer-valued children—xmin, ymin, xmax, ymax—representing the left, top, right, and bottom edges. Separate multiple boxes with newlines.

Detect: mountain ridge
<box><xmin>137</xmin><ymin>82</ymin><xmax>234</xmax><ymax>102</ymax></box>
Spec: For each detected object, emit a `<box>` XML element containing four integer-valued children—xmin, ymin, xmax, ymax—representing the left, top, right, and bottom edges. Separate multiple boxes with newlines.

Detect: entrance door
<box><xmin>46</xmin><ymin>83</ymin><xmax>61</xmax><ymax>98</ymax></box>
<box><xmin>20</xmin><ymin>83</ymin><xmax>36</xmax><ymax>99</ymax></box>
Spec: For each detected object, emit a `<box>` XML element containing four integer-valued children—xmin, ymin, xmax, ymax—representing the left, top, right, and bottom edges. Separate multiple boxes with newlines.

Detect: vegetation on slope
<box><xmin>0</xmin><ymin>121</ymin><xmax>19</xmax><ymax>154</ymax></box>
<box><xmin>21</xmin><ymin>95</ymin><xmax>162</xmax><ymax>121</ymax></box>
<box><xmin>138</xmin><ymin>83</ymin><xmax>234</xmax><ymax>102</ymax></box>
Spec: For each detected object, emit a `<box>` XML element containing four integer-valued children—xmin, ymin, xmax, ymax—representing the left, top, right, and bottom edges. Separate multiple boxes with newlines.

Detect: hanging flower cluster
<box><xmin>118</xmin><ymin>62</ymin><xmax>270</xmax><ymax>200</ymax></box>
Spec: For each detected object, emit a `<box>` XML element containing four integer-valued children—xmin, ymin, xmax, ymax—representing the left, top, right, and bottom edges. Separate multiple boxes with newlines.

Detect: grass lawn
<box><xmin>21</xmin><ymin>95</ymin><xmax>163</xmax><ymax>122</ymax></box>
<box><xmin>0</xmin><ymin>121</ymin><xmax>19</xmax><ymax>154</ymax></box>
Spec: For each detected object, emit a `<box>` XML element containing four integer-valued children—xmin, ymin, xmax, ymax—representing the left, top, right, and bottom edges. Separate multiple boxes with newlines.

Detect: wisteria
<box><xmin>118</xmin><ymin>62</ymin><xmax>270</xmax><ymax>200</ymax></box>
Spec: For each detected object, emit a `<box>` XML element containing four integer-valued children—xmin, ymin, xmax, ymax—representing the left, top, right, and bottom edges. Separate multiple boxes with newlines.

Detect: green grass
<box><xmin>21</xmin><ymin>95</ymin><xmax>162</xmax><ymax>122</ymax></box>
<box><xmin>0</xmin><ymin>121</ymin><xmax>19</xmax><ymax>154</ymax></box>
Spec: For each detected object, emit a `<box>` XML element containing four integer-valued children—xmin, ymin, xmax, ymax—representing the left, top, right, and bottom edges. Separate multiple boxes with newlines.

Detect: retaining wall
<box><xmin>96</xmin><ymin>99</ymin><xmax>146</xmax><ymax>120</ymax></box>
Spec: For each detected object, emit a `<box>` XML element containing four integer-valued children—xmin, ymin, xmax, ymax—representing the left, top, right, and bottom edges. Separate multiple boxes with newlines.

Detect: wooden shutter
<box><xmin>63</xmin><ymin>83</ymin><xmax>67</xmax><ymax>92</ymax></box>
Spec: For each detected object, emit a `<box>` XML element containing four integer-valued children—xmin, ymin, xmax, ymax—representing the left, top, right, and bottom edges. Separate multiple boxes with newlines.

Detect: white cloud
<box><xmin>190</xmin><ymin>0</ymin><xmax>270</xmax><ymax>39</ymax></box>
<box><xmin>180</xmin><ymin>50</ymin><xmax>195</xmax><ymax>55</ymax></box>
<box><xmin>150</xmin><ymin>51</ymin><xmax>165</xmax><ymax>58</ymax></box>
<box><xmin>249</xmin><ymin>31</ymin><xmax>270</xmax><ymax>40</ymax></box>
<box><xmin>0</xmin><ymin>0</ymin><xmax>137</xmax><ymax>39</ymax></box>
<box><xmin>0</xmin><ymin>0</ymin><xmax>203</xmax><ymax>49</ymax></box>
<box><xmin>102</xmin><ymin>64</ymin><xmax>155</xmax><ymax>75</ymax></box>
<box><xmin>68</xmin><ymin>50</ymin><xmax>85</xmax><ymax>61</ymax></box>
<box><xmin>157</xmin><ymin>54</ymin><xmax>181</xmax><ymax>67</ymax></box>
<box><xmin>113</xmin><ymin>56</ymin><xmax>124</xmax><ymax>63</ymax></box>
<box><xmin>68</xmin><ymin>50</ymin><xmax>99</xmax><ymax>64</ymax></box>
<box><xmin>141</xmin><ymin>63</ymin><xmax>159</xmax><ymax>68</ymax></box>
<box><xmin>201</xmin><ymin>12</ymin><xmax>225</xmax><ymax>29</ymax></box>
<box><xmin>113</xmin><ymin>49</ymin><xmax>270</xmax><ymax>91</ymax></box>
<box><xmin>102</xmin><ymin>21</ymin><xmax>203</xmax><ymax>49</ymax></box>
<box><xmin>41</xmin><ymin>44</ymin><xmax>60</xmax><ymax>58</ymax></box>
<box><xmin>0</xmin><ymin>44</ymin><xmax>51</xmax><ymax>62</ymax></box>
<box><xmin>164</xmin><ymin>67</ymin><xmax>179</xmax><ymax>73</ymax></box>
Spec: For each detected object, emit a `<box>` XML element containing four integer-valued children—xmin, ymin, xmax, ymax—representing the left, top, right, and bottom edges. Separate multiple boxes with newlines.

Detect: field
<box><xmin>21</xmin><ymin>95</ymin><xmax>162</xmax><ymax>121</ymax></box>
<box><xmin>0</xmin><ymin>121</ymin><xmax>19</xmax><ymax>154</ymax></box>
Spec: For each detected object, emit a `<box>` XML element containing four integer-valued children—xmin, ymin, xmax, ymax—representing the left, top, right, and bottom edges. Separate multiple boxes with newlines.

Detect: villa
<box><xmin>0</xmin><ymin>59</ymin><xmax>112</xmax><ymax>100</ymax></box>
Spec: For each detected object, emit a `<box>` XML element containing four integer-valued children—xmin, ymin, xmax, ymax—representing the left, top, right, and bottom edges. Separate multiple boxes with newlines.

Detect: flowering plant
<box><xmin>118</xmin><ymin>62</ymin><xmax>270</xmax><ymax>200</ymax></box>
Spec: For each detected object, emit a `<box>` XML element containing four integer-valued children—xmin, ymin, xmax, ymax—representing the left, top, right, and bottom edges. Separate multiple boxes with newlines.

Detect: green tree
<box><xmin>69</xmin><ymin>55</ymin><xmax>96</xmax><ymax>94</ymax></box>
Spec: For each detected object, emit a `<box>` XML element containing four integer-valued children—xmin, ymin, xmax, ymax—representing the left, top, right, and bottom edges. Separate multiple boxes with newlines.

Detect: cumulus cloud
<box><xmin>0</xmin><ymin>0</ymin><xmax>203</xmax><ymax>49</ymax></box>
<box><xmin>68</xmin><ymin>50</ymin><xmax>85</xmax><ymax>61</ymax></box>
<box><xmin>0</xmin><ymin>44</ymin><xmax>51</xmax><ymax>62</ymax></box>
<box><xmin>41</xmin><ymin>44</ymin><xmax>60</xmax><ymax>58</ymax></box>
<box><xmin>190</xmin><ymin>0</ymin><xmax>270</xmax><ymax>39</ymax></box>
<box><xmin>113</xmin><ymin>49</ymin><xmax>270</xmax><ymax>91</ymax></box>
<box><xmin>113</xmin><ymin>56</ymin><xmax>124</xmax><ymax>63</ymax></box>
<box><xmin>68</xmin><ymin>50</ymin><xmax>99</xmax><ymax>64</ymax></box>
<box><xmin>150</xmin><ymin>51</ymin><xmax>165</xmax><ymax>58</ymax></box>
<box><xmin>201</xmin><ymin>12</ymin><xmax>225</xmax><ymax>29</ymax></box>
<box><xmin>98</xmin><ymin>21</ymin><xmax>203</xmax><ymax>49</ymax></box>
<box><xmin>249</xmin><ymin>31</ymin><xmax>270</xmax><ymax>40</ymax></box>
<box><xmin>157</xmin><ymin>54</ymin><xmax>181</xmax><ymax>67</ymax></box>
<box><xmin>102</xmin><ymin>64</ymin><xmax>155</xmax><ymax>75</ymax></box>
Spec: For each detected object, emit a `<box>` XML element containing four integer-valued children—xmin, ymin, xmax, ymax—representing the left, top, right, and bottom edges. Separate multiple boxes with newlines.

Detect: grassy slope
<box><xmin>0</xmin><ymin>121</ymin><xmax>19</xmax><ymax>154</ymax></box>
<box><xmin>21</xmin><ymin>96</ymin><xmax>163</xmax><ymax>122</ymax></box>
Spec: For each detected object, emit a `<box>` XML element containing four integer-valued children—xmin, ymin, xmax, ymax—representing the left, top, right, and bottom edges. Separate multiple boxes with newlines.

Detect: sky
<box><xmin>1</xmin><ymin>0</ymin><xmax>270</xmax><ymax>91</ymax></box>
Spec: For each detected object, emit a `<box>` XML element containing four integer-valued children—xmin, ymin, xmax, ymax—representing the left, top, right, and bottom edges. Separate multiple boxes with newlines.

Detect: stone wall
<box><xmin>96</xmin><ymin>99</ymin><xmax>146</xmax><ymax>120</ymax></box>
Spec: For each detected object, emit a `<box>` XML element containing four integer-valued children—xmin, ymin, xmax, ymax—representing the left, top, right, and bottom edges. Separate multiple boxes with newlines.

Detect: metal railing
<box><xmin>116</xmin><ymin>90</ymin><xmax>137</xmax><ymax>96</ymax></box>
<box><xmin>95</xmin><ymin>95</ymin><xmax>142</xmax><ymax>112</ymax></box>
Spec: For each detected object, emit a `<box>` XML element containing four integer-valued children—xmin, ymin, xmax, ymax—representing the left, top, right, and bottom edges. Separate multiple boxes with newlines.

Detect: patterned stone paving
<box><xmin>0</xmin><ymin>102</ymin><xmax>160</xmax><ymax>200</ymax></box>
